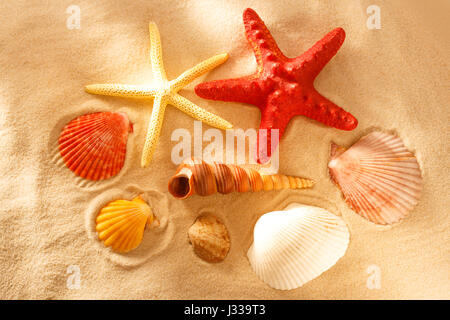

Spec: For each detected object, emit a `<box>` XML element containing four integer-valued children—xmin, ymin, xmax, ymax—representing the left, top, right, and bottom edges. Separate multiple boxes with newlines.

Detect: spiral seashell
<box><xmin>96</xmin><ymin>195</ymin><xmax>157</xmax><ymax>253</ymax></box>
<box><xmin>328</xmin><ymin>131</ymin><xmax>423</xmax><ymax>225</ymax></box>
<box><xmin>168</xmin><ymin>158</ymin><xmax>314</xmax><ymax>199</ymax></box>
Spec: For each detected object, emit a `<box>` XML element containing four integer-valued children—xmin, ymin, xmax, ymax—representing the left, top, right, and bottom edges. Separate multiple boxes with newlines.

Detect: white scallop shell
<box><xmin>247</xmin><ymin>204</ymin><xmax>350</xmax><ymax>290</ymax></box>
<box><xmin>328</xmin><ymin>131</ymin><xmax>423</xmax><ymax>225</ymax></box>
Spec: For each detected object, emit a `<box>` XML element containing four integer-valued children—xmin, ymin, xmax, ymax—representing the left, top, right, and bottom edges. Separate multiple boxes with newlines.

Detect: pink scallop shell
<box><xmin>328</xmin><ymin>132</ymin><xmax>422</xmax><ymax>225</ymax></box>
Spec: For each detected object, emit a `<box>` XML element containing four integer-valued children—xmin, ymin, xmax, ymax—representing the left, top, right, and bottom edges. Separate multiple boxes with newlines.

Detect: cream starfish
<box><xmin>85</xmin><ymin>22</ymin><xmax>233</xmax><ymax>167</ymax></box>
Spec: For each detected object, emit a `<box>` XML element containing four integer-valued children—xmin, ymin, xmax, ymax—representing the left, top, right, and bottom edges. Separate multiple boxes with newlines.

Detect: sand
<box><xmin>0</xmin><ymin>0</ymin><xmax>448</xmax><ymax>299</ymax></box>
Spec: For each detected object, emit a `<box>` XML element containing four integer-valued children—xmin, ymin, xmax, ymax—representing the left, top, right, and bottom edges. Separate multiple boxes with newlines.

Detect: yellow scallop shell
<box><xmin>96</xmin><ymin>195</ymin><xmax>155</xmax><ymax>253</ymax></box>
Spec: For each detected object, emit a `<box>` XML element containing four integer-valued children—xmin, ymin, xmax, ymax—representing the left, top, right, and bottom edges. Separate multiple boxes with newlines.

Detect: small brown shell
<box><xmin>188</xmin><ymin>214</ymin><xmax>230</xmax><ymax>263</ymax></box>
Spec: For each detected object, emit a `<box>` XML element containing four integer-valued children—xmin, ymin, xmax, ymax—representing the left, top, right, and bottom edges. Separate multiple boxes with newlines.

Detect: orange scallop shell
<box><xmin>58</xmin><ymin>112</ymin><xmax>133</xmax><ymax>181</ymax></box>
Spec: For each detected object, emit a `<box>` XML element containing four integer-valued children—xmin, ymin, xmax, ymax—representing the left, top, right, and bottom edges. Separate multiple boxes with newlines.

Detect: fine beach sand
<box><xmin>0</xmin><ymin>0</ymin><xmax>449</xmax><ymax>299</ymax></box>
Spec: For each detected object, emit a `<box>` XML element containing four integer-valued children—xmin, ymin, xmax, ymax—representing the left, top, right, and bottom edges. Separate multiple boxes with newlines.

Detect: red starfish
<box><xmin>195</xmin><ymin>8</ymin><xmax>358</xmax><ymax>163</ymax></box>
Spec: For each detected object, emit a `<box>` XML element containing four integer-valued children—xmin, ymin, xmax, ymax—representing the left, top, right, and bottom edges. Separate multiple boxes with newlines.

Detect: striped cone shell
<box><xmin>168</xmin><ymin>158</ymin><xmax>314</xmax><ymax>199</ymax></box>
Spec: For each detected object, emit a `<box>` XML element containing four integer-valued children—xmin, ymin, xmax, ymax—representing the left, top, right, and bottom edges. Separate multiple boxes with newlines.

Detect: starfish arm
<box><xmin>170</xmin><ymin>53</ymin><xmax>229</xmax><ymax>92</ymax></box>
<box><xmin>85</xmin><ymin>84</ymin><xmax>157</xmax><ymax>98</ymax></box>
<box><xmin>256</xmin><ymin>103</ymin><xmax>291</xmax><ymax>164</ymax></box>
<box><xmin>195</xmin><ymin>75</ymin><xmax>264</xmax><ymax>106</ymax></box>
<box><xmin>141</xmin><ymin>95</ymin><xmax>168</xmax><ymax>167</ymax></box>
<box><xmin>243</xmin><ymin>8</ymin><xmax>285</xmax><ymax>68</ymax></box>
<box><xmin>169</xmin><ymin>93</ymin><xmax>233</xmax><ymax>130</ymax></box>
<box><xmin>149</xmin><ymin>22</ymin><xmax>167</xmax><ymax>81</ymax></box>
<box><xmin>301</xmin><ymin>89</ymin><xmax>358</xmax><ymax>130</ymax></box>
<box><xmin>292</xmin><ymin>27</ymin><xmax>346</xmax><ymax>80</ymax></box>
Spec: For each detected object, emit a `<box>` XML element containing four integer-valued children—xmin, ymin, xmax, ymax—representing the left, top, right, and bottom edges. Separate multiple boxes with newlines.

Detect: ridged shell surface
<box><xmin>247</xmin><ymin>204</ymin><xmax>349</xmax><ymax>290</ymax></box>
<box><xmin>96</xmin><ymin>195</ymin><xmax>154</xmax><ymax>253</ymax></box>
<box><xmin>328</xmin><ymin>131</ymin><xmax>423</xmax><ymax>225</ymax></box>
<box><xmin>168</xmin><ymin>158</ymin><xmax>314</xmax><ymax>199</ymax></box>
<box><xmin>59</xmin><ymin>112</ymin><xmax>132</xmax><ymax>181</ymax></box>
